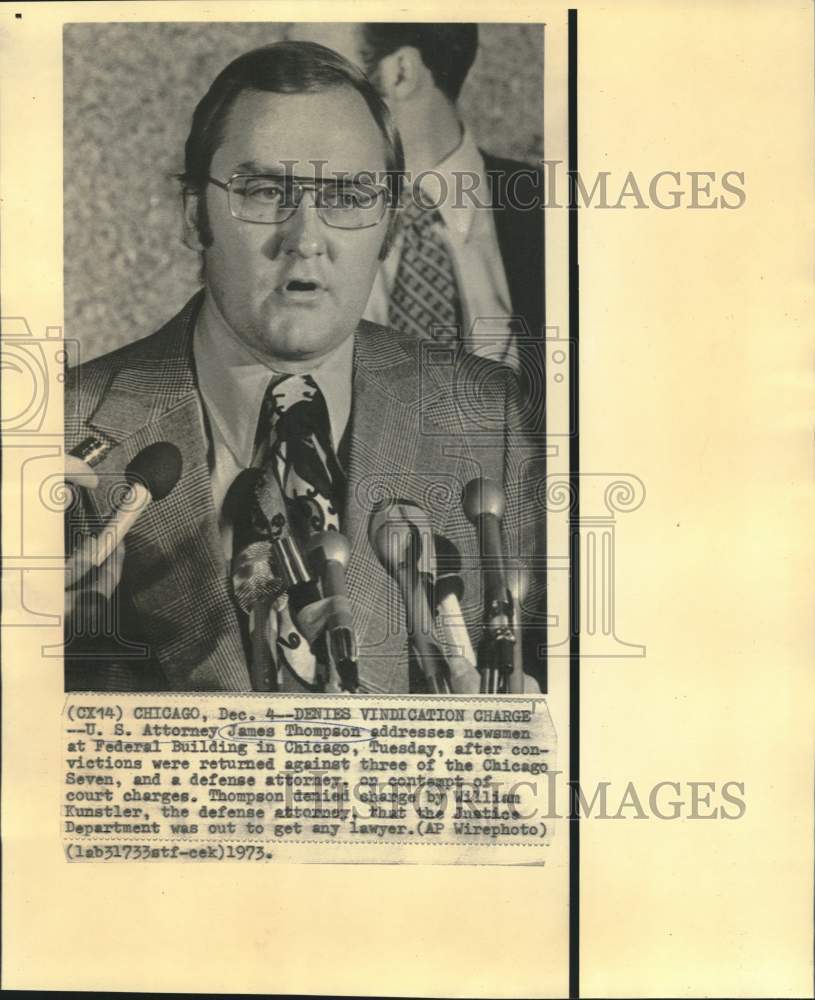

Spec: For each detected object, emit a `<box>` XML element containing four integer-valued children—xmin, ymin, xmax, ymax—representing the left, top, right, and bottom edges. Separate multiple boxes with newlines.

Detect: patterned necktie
<box><xmin>256</xmin><ymin>373</ymin><xmax>345</xmax><ymax>538</ymax></box>
<box><xmin>388</xmin><ymin>196</ymin><xmax>463</xmax><ymax>340</ymax></box>
<box><xmin>231</xmin><ymin>374</ymin><xmax>345</xmax><ymax>691</ymax></box>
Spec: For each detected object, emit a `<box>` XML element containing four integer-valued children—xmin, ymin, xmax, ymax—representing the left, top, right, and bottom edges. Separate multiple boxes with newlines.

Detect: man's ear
<box><xmin>182</xmin><ymin>190</ymin><xmax>205</xmax><ymax>251</ymax></box>
<box><xmin>376</xmin><ymin>46</ymin><xmax>426</xmax><ymax>102</ymax></box>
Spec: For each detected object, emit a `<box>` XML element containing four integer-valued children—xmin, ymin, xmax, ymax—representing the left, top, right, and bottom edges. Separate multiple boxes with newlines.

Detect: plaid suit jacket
<box><xmin>65</xmin><ymin>292</ymin><xmax>546</xmax><ymax>693</ymax></box>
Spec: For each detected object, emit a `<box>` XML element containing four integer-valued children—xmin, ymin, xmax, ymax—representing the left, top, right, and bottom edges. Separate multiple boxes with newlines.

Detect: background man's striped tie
<box><xmin>388</xmin><ymin>196</ymin><xmax>463</xmax><ymax>340</ymax></box>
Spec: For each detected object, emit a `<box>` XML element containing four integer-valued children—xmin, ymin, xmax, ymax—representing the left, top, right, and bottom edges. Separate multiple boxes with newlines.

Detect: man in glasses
<box><xmin>64</xmin><ymin>41</ymin><xmax>545</xmax><ymax>695</ymax></box>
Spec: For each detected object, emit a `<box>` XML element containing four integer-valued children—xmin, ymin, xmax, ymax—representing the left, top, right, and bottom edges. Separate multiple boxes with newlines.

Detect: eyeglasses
<box><xmin>207</xmin><ymin>174</ymin><xmax>392</xmax><ymax>229</ymax></box>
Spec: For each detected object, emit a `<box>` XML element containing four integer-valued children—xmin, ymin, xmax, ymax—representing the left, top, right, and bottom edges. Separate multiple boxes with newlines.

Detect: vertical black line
<box><xmin>541</xmin><ymin>22</ymin><xmax>548</xmax><ymax>331</ymax></box>
<box><xmin>568</xmin><ymin>9</ymin><xmax>580</xmax><ymax>1000</ymax></box>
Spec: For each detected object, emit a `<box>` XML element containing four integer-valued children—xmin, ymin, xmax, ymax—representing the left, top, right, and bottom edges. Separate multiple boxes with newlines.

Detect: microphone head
<box><xmin>369</xmin><ymin>501</ymin><xmax>435</xmax><ymax>575</ymax></box>
<box><xmin>125</xmin><ymin>442</ymin><xmax>182</xmax><ymax>501</ymax></box>
<box><xmin>232</xmin><ymin>541</ymin><xmax>286</xmax><ymax>612</ymax></box>
<box><xmin>461</xmin><ymin>477</ymin><xmax>505</xmax><ymax>522</ymax></box>
<box><xmin>368</xmin><ymin>498</ymin><xmax>411</xmax><ymax>548</ymax></box>
<box><xmin>370</xmin><ymin>517</ymin><xmax>420</xmax><ymax>574</ymax></box>
<box><xmin>433</xmin><ymin>534</ymin><xmax>464</xmax><ymax>603</ymax></box>
<box><xmin>223</xmin><ymin>468</ymin><xmax>265</xmax><ymax>550</ymax></box>
<box><xmin>434</xmin><ymin>534</ymin><xmax>462</xmax><ymax>577</ymax></box>
<box><xmin>305</xmin><ymin>530</ymin><xmax>351</xmax><ymax>569</ymax></box>
<box><xmin>222</xmin><ymin>468</ymin><xmax>261</xmax><ymax>524</ymax></box>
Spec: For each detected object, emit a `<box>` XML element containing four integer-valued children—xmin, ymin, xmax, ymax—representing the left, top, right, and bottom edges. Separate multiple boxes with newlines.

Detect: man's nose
<box><xmin>280</xmin><ymin>191</ymin><xmax>328</xmax><ymax>257</ymax></box>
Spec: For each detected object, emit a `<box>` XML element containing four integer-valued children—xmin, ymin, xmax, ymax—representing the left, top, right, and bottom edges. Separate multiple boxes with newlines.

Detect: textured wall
<box><xmin>64</xmin><ymin>22</ymin><xmax>544</xmax><ymax>361</ymax></box>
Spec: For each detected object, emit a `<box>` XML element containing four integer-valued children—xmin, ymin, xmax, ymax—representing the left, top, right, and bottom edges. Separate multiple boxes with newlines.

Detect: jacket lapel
<box><xmin>84</xmin><ymin>294</ymin><xmax>249</xmax><ymax>691</ymax></box>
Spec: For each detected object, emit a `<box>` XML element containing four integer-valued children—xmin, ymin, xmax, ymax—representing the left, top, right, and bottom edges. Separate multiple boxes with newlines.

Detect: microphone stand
<box><xmin>477</xmin><ymin>571</ymin><xmax>516</xmax><ymax>694</ymax></box>
<box><xmin>391</xmin><ymin>525</ymin><xmax>453</xmax><ymax>695</ymax></box>
<box><xmin>461</xmin><ymin>478</ymin><xmax>517</xmax><ymax>695</ymax></box>
<box><xmin>270</xmin><ymin>535</ymin><xmax>333</xmax><ymax>692</ymax></box>
<box><xmin>304</xmin><ymin>531</ymin><xmax>359</xmax><ymax>693</ymax></box>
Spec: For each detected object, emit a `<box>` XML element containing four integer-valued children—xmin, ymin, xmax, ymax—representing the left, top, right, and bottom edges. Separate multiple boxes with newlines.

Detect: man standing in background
<box><xmin>285</xmin><ymin>23</ymin><xmax>545</xmax><ymax>369</ymax></box>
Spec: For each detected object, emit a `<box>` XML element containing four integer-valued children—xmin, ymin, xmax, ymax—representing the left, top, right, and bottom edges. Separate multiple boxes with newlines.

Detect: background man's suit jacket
<box><xmin>65</xmin><ymin>293</ymin><xmax>546</xmax><ymax>693</ymax></box>
<box><xmin>482</xmin><ymin>151</ymin><xmax>545</xmax><ymax>342</ymax></box>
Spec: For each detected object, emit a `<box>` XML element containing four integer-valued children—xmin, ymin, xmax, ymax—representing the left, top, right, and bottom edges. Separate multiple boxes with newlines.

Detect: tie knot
<box><xmin>257</xmin><ymin>373</ymin><xmax>331</xmax><ymax>451</ymax></box>
<box><xmin>268</xmin><ymin>372</ymin><xmax>318</xmax><ymax>414</ymax></box>
<box><xmin>400</xmin><ymin>194</ymin><xmax>442</xmax><ymax>237</ymax></box>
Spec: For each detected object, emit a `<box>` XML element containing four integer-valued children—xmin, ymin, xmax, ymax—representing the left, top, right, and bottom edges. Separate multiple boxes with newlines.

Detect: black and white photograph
<box><xmin>62</xmin><ymin>21</ymin><xmax>551</xmax><ymax>696</ymax></box>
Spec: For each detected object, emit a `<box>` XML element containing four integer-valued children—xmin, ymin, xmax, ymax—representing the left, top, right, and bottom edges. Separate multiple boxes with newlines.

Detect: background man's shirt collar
<box><xmin>417</xmin><ymin>125</ymin><xmax>484</xmax><ymax>242</ymax></box>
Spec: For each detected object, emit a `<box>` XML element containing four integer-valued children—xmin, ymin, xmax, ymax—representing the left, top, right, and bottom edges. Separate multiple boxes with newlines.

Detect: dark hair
<box><xmin>181</xmin><ymin>41</ymin><xmax>404</xmax><ymax>253</ymax></box>
<box><xmin>359</xmin><ymin>24</ymin><xmax>478</xmax><ymax>102</ymax></box>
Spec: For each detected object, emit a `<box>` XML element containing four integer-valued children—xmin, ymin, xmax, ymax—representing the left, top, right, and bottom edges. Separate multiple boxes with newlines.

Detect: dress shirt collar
<box><xmin>193</xmin><ymin>291</ymin><xmax>354</xmax><ymax>467</ymax></box>
<box><xmin>418</xmin><ymin>125</ymin><xmax>485</xmax><ymax>242</ymax></box>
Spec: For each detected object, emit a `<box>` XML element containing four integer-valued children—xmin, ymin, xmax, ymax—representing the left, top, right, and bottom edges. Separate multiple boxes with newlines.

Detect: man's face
<box><xmin>284</xmin><ymin>23</ymin><xmax>366</xmax><ymax>69</ymax></box>
<box><xmin>196</xmin><ymin>86</ymin><xmax>388</xmax><ymax>365</ymax></box>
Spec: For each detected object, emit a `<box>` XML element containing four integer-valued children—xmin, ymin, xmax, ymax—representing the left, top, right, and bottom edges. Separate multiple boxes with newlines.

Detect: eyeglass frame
<box><xmin>206</xmin><ymin>173</ymin><xmax>396</xmax><ymax>230</ymax></box>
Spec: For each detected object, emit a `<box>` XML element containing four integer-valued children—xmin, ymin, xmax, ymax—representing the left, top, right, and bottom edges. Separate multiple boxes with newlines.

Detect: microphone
<box><xmin>505</xmin><ymin>562</ymin><xmax>530</xmax><ymax>694</ymax></box>
<box><xmin>233</xmin><ymin>541</ymin><xmax>287</xmax><ymax>609</ymax></box>
<box><xmin>223</xmin><ymin>467</ymin><xmax>264</xmax><ymax>554</ymax></box>
<box><xmin>370</xmin><ymin>499</ymin><xmax>436</xmax><ymax>578</ymax></box>
<box><xmin>461</xmin><ymin>477</ymin><xmax>515</xmax><ymax>694</ymax></box>
<box><xmin>225</xmin><ymin>470</ymin><xmax>283</xmax><ymax>691</ymax></box>
<box><xmin>304</xmin><ymin>531</ymin><xmax>359</xmax><ymax>693</ymax></box>
<box><xmin>270</xmin><ymin>534</ymin><xmax>313</xmax><ymax>593</ymax></box>
<box><xmin>369</xmin><ymin>504</ymin><xmax>452</xmax><ymax>695</ymax></box>
<box><xmin>66</xmin><ymin>441</ymin><xmax>183</xmax><ymax>585</ymax></box>
<box><xmin>433</xmin><ymin>534</ymin><xmax>477</xmax><ymax>668</ymax></box>
<box><xmin>232</xmin><ymin>540</ymin><xmax>286</xmax><ymax>692</ymax></box>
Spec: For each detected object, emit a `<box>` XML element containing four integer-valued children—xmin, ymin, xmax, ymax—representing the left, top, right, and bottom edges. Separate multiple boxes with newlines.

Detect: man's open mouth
<box><xmin>282</xmin><ymin>279</ymin><xmax>324</xmax><ymax>293</ymax></box>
